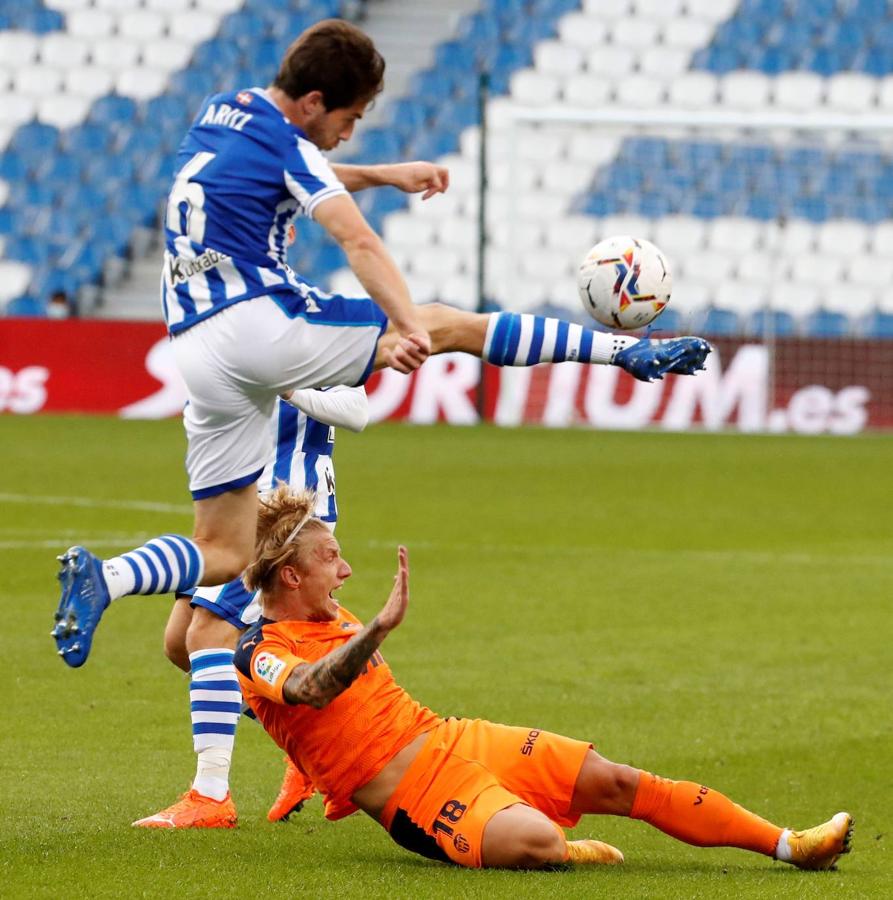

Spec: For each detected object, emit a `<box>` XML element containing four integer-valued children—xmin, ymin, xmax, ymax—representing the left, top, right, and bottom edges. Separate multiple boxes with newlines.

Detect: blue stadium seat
<box><xmin>10</xmin><ymin>122</ymin><xmax>59</xmax><ymax>157</ymax></box>
<box><xmin>748</xmin><ymin>309</ymin><xmax>797</xmax><ymax>337</ymax></box>
<box><xmin>0</xmin><ymin>208</ymin><xmax>14</xmax><ymax>235</ymax></box>
<box><xmin>803</xmin><ymin>310</ymin><xmax>850</xmax><ymax>337</ymax></box>
<box><xmin>0</xmin><ymin>153</ymin><xmax>25</xmax><ymax>181</ymax></box>
<box><xmin>456</xmin><ymin>12</ymin><xmax>501</xmax><ymax>50</ymax></box>
<box><xmin>862</xmin><ymin>311</ymin><xmax>893</xmax><ymax>338</ymax></box>
<box><xmin>701</xmin><ymin>308</ymin><xmax>741</xmax><ymax>336</ymax></box>
<box><xmin>5</xmin><ymin>296</ymin><xmax>46</xmax><ymax>317</ymax></box>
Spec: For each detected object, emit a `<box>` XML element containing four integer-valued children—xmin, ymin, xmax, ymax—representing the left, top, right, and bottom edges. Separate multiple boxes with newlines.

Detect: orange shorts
<box><xmin>379</xmin><ymin>717</ymin><xmax>591</xmax><ymax>868</ymax></box>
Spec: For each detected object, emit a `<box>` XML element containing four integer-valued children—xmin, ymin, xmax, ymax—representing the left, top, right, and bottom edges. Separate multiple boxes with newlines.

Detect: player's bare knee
<box><xmin>511</xmin><ymin>821</ymin><xmax>566</xmax><ymax>868</ymax></box>
<box><xmin>185</xmin><ymin>607</ymin><xmax>240</xmax><ymax>655</ymax></box>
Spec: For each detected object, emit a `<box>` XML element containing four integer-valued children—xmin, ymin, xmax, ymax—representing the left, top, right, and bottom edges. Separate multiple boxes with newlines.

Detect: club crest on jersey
<box><xmin>254</xmin><ymin>651</ymin><xmax>286</xmax><ymax>686</ymax></box>
<box><xmin>236</xmin><ymin>91</ymin><xmax>254</xmax><ymax>105</ymax></box>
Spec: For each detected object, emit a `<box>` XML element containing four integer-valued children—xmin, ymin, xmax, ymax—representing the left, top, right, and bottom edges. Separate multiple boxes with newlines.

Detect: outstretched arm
<box><xmin>332</xmin><ymin>162</ymin><xmax>449</xmax><ymax>199</ymax></box>
<box><xmin>282</xmin><ymin>546</ymin><xmax>409</xmax><ymax>708</ymax></box>
<box><xmin>281</xmin><ymin>385</ymin><xmax>369</xmax><ymax>432</ymax></box>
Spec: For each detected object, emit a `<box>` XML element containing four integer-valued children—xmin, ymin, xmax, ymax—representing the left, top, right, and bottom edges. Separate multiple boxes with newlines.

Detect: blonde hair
<box><xmin>244</xmin><ymin>485</ymin><xmax>330</xmax><ymax>595</ymax></box>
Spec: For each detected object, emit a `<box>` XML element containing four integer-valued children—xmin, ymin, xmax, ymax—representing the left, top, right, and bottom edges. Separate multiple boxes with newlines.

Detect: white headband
<box><xmin>284</xmin><ymin>509</ymin><xmax>315</xmax><ymax>547</ymax></box>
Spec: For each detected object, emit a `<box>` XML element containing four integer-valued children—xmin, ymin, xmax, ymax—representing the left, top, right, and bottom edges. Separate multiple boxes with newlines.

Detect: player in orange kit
<box><xmin>235</xmin><ymin>486</ymin><xmax>853</xmax><ymax>871</ymax></box>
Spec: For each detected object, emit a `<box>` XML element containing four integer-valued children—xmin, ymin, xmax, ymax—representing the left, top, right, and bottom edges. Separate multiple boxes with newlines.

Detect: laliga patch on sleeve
<box><xmin>254</xmin><ymin>651</ymin><xmax>287</xmax><ymax>686</ymax></box>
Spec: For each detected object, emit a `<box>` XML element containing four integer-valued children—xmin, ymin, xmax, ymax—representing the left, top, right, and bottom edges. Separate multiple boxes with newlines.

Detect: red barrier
<box><xmin>2</xmin><ymin>319</ymin><xmax>890</xmax><ymax>433</ymax></box>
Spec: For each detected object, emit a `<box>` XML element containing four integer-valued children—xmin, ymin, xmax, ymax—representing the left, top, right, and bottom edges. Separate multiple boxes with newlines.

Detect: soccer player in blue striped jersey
<box><xmin>132</xmin><ymin>385</ymin><xmax>366</xmax><ymax>829</ymax></box>
<box><xmin>52</xmin><ymin>20</ymin><xmax>711</xmax><ymax>671</ymax></box>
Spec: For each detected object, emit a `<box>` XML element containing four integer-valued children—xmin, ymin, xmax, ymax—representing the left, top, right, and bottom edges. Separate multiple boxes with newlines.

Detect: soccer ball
<box><xmin>577</xmin><ymin>235</ymin><xmax>672</xmax><ymax>330</ymax></box>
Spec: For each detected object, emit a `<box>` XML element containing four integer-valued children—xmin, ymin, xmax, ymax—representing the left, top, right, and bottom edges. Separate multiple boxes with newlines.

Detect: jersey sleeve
<box><xmin>234</xmin><ymin>630</ymin><xmax>308</xmax><ymax>705</ymax></box>
<box><xmin>284</xmin><ymin>136</ymin><xmax>348</xmax><ymax>219</ymax></box>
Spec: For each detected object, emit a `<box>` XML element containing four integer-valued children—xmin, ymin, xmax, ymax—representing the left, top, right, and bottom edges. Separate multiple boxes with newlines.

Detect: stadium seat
<box><xmin>555</xmin><ymin>13</ymin><xmax>607</xmax><ymax>50</ymax></box>
<box><xmin>862</xmin><ymin>310</ymin><xmax>893</xmax><ymax>337</ymax></box>
<box><xmin>720</xmin><ymin>72</ymin><xmax>772</xmax><ymax>111</ymax></box>
<box><xmin>117</xmin><ymin>68</ymin><xmax>170</xmax><ymax>101</ymax></box>
<box><xmin>822</xmin><ymin>284</ymin><xmax>876</xmax><ymax>319</ymax></box>
<box><xmin>64</xmin><ymin>66</ymin><xmax>116</xmax><ymax>102</ymax></box>
<box><xmin>700</xmin><ymin>307</ymin><xmax>741</xmax><ymax>335</ymax></box>
<box><xmin>638</xmin><ymin>46</ymin><xmax>691</xmax><ymax>78</ymax></box>
<box><xmin>585</xmin><ymin>46</ymin><xmax>636</xmax><ymax>77</ymax></box>
<box><xmin>803</xmin><ymin>309</ymin><xmax>850</xmax><ymax>336</ymax></box>
<box><xmin>610</xmin><ymin>18</ymin><xmax>660</xmax><ymax>50</ymax></box>
<box><xmin>143</xmin><ymin>41</ymin><xmax>195</xmax><ymax>73</ymax></box>
<box><xmin>816</xmin><ymin>220</ymin><xmax>870</xmax><ymax>257</ymax></box>
<box><xmin>772</xmin><ymin>72</ymin><xmax>825</xmax><ymax>111</ymax></box>
<box><xmin>825</xmin><ymin>72</ymin><xmax>877</xmax><ymax>112</ymax></box>
<box><xmin>533</xmin><ymin>40</ymin><xmax>584</xmax><ymax>77</ymax></box>
<box><xmin>4</xmin><ymin>294</ymin><xmax>45</xmax><ymax>316</ymax></box>
<box><xmin>562</xmin><ymin>73</ymin><xmax>612</xmax><ymax>108</ymax></box>
<box><xmin>510</xmin><ymin>70</ymin><xmax>561</xmax><ymax>106</ymax></box>
<box><xmin>581</xmin><ymin>0</ymin><xmax>631</xmax><ymax>15</ymax></box>
<box><xmin>0</xmin><ymin>260</ymin><xmax>33</xmax><ymax>304</ymax></box>
<box><xmin>615</xmin><ymin>75</ymin><xmax>666</xmax><ymax>109</ymax></box>
<box><xmin>38</xmin><ymin>95</ymin><xmax>91</xmax><ymax>130</ymax></box>
<box><xmin>66</xmin><ymin>9</ymin><xmax>115</xmax><ymax>39</ymax></box>
<box><xmin>663</xmin><ymin>18</ymin><xmax>715</xmax><ymax>51</ymax></box>
<box><xmin>667</xmin><ymin>72</ymin><xmax>719</xmax><ymax>109</ymax></box>
<box><xmin>747</xmin><ymin>308</ymin><xmax>797</xmax><ymax>337</ymax></box>
<box><xmin>0</xmin><ymin>31</ymin><xmax>39</xmax><ymax>67</ymax></box>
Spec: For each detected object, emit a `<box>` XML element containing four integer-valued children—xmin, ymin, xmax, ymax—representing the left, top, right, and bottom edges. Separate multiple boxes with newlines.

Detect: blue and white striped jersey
<box><xmin>161</xmin><ymin>87</ymin><xmax>346</xmax><ymax>335</ymax></box>
<box><xmin>258</xmin><ymin>398</ymin><xmax>339</xmax><ymax>524</ymax></box>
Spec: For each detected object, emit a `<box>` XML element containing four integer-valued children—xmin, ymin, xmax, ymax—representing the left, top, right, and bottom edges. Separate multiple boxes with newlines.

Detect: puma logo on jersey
<box><xmin>201</xmin><ymin>102</ymin><xmax>253</xmax><ymax>132</ymax></box>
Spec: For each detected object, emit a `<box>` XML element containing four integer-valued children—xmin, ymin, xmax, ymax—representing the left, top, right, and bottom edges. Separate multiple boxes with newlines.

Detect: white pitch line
<box><xmin>0</xmin><ymin>492</ymin><xmax>192</xmax><ymax>515</ymax></box>
<box><xmin>0</xmin><ymin>534</ymin><xmax>156</xmax><ymax>551</ymax></box>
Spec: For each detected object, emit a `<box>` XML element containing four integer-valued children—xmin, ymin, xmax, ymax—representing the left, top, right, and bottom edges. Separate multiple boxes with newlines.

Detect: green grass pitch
<box><xmin>1</xmin><ymin>415</ymin><xmax>890</xmax><ymax>899</ymax></box>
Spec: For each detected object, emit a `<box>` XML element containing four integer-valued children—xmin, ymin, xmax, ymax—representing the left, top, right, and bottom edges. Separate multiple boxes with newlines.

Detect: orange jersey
<box><xmin>234</xmin><ymin>607</ymin><xmax>442</xmax><ymax>820</ymax></box>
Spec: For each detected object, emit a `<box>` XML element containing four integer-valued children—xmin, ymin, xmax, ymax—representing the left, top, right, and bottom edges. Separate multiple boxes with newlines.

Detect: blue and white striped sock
<box><xmin>189</xmin><ymin>648</ymin><xmax>241</xmax><ymax>801</ymax></box>
<box><xmin>483</xmin><ymin>312</ymin><xmax>638</xmax><ymax>367</ymax></box>
<box><xmin>101</xmin><ymin>534</ymin><xmax>204</xmax><ymax>601</ymax></box>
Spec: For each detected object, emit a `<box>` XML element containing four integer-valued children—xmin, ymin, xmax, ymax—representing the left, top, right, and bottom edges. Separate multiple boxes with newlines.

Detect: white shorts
<box><xmin>171</xmin><ymin>291</ymin><xmax>387</xmax><ymax>498</ymax></box>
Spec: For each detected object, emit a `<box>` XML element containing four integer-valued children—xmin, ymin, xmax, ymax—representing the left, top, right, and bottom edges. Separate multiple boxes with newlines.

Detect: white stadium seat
<box><xmin>790</xmin><ymin>253</ymin><xmax>844</xmax><ymax>287</ymax></box>
<box><xmin>720</xmin><ymin>71</ymin><xmax>772</xmax><ymax>111</ymax></box>
<box><xmin>0</xmin><ymin>93</ymin><xmax>36</xmax><ymax>127</ymax></box>
<box><xmin>765</xmin><ymin>220</ymin><xmax>816</xmax><ymax>255</ymax></box>
<box><xmin>0</xmin><ymin>262</ymin><xmax>33</xmax><ymax>305</ymax></box>
<box><xmin>487</xmin><ymin>160</ymin><xmax>538</xmax><ymax>192</ymax></box>
<box><xmin>610</xmin><ymin>19</ymin><xmax>660</xmax><ymax>50</ymax></box>
<box><xmin>144</xmin><ymin>0</ymin><xmax>192</xmax><ymax>10</ymax></box>
<box><xmin>383</xmin><ymin>213</ymin><xmax>436</xmax><ymax>248</ymax></box>
<box><xmin>540</xmin><ymin>160</ymin><xmax>595</xmax><ymax>196</ymax></box>
<box><xmin>566</xmin><ymin>132</ymin><xmax>622</xmax><ymax>167</ymax></box>
<box><xmin>585</xmin><ymin>45</ymin><xmax>636</xmax><ymax>77</ymax></box>
<box><xmin>684</xmin><ymin>0</ymin><xmax>739</xmax><ymax>21</ymax></box>
<box><xmin>0</xmin><ymin>67</ymin><xmax>10</xmax><ymax>91</ymax></box>
<box><xmin>772</xmin><ymin>72</ymin><xmax>825</xmax><ymax>112</ymax></box>
<box><xmin>556</xmin><ymin>14</ymin><xmax>607</xmax><ymax>50</ymax></box>
<box><xmin>0</xmin><ymin>31</ymin><xmax>39</xmax><ymax>67</ymax></box>
<box><xmin>439</xmin><ymin>155</ymin><xmax>476</xmax><ymax>195</ymax></box>
<box><xmin>437</xmin><ymin>217</ymin><xmax>478</xmax><ymax>253</ymax></box>
<box><xmin>715</xmin><ymin>281</ymin><xmax>767</xmax><ymax>314</ymax></box>
<box><xmin>413</xmin><ymin>246</ymin><xmax>463</xmax><ymax>279</ymax></box>
<box><xmin>15</xmin><ymin>64</ymin><xmax>62</xmax><ymax>96</ymax></box>
<box><xmin>821</xmin><ymin>285</ymin><xmax>876</xmax><ymax>316</ymax></box>
<box><xmin>510</xmin><ymin>70</ymin><xmax>561</xmax><ymax>106</ymax></box>
<box><xmin>669</xmin><ymin>280</ymin><xmax>711</xmax><ymax>314</ymax></box>
<box><xmin>638</xmin><ymin>46</ymin><xmax>691</xmax><ymax>78</ymax></box>
<box><xmin>64</xmin><ymin>66</ymin><xmax>116</xmax><ymax>101</ymax></box>
<box><xmin>0</xmin><ymin>126</ymin><xmax>13</xmax><ymax>151</ymax></box>
<box><xmin>876</xmin><ymin>75</ymin><xmax>893</xmax><ymax>111</ymax></box>
<box><xmin>39</xmin><ymin>34</ymin><xmax>90</xmax><ymax>68</ymax></box>
<box><xmin>119</xmin><ymin>10</ymin><xmax>166</xmax><ymax>41</ymax></box>
<box><xmin>92</xmin><ymin>38</ymin><xmax>141</xmax><ymax>70</ymax></box>
<box><xmin>38</xmin><ymin>94</ymin><xmax>92</xmax><ymax>129</ymax></box>
<box><xmin>667</xmin><ymin>71</ymin><xmax>718</xmax><ymax>109</ymax></box>
<box><xmin>489</xmin><ymin>220</ymin><xmax>545</xmax><ymax>251</ymax></box>
<box><xmin>409</xmin><ymin>191</ymin><xmax>460</xmax><ymax>219</ymax></box>
<box><xmin>519</xmin><ymin>248</ymin><xmax>573</xmax><ymax>281</ymax></box>
<box><xmin>599</xmin><ymin>214</ymin><xmax>654</xmax><ymax>242</ymax></box>
<box><xmin>683</xmin><ymin>249</ymin><xmax>735</xmax><ymax>285</ymax></box>
<box><xmin>582</xmin><ymin>0</ymin><xmax>631</xmax><ymax>15</ymax></box>
<box><xmin>440</xmin><ymin>275</ymin><xmax>477</xmax><ymax>311</ymax></box>
<box><xmin>143</xmin><ymin>40</ymin><xmax>195</xmax><ymax>72</ymax></box>
<box><xmin>614</xmin><ymin>74</ymin><xmax>666</xmax><ymax>108</ymax></box>
<box><xmin>870</xmin><ymin>221</ymin><xmax>893</xmax><ymax>255</ymax></box>
<box><xmin>544</xmin><ymin>215</ymin><xmax>600</xmax><ymax>254</ymax></box>
<box><xmin>194</xmin><ymin>0</ymin><xmax>245</xmax><ymax>12</ymax></box>
<box><xmin>736</xmin><ymin>251</ymin><xmax>777</xmax><ymax>285</ymax></box>
<box><xmin>653</xmin><ymin>215</ymin><xmax>708</xmax><ymax>258</ymax></box>
<box><xmin>169</xmin><ymin>11</ymin><xmax>222</xmax><ymax>43</ymax></box>
<box><xmin>661</xmin><ymin>18</ymin><xmax>715</xmax><ymax>50</ymax></box>
<box><xmin>44</xmin><ymin>0</ymin><xmax>93</xmax><ymax>10</ymax></box>
<box><xmin>562</xmin><ymin>73</ymin><xmax>612</xmax><ymax>109</ymax></box>
<box><xmin>816</xmin><ymin>220</ymin><xmax>869</xmax><ymax>257</ymax></box>
<box><xmin>95</xmin><ymin>0</ymin><xmax>143</xmax><ymax>10</ymax></box>
<box><xmin>516</xmin><ymin>131</ymin><xmax>566</xmax><ymax>163</ymax></box>
<box><xmin>707</xmin><ymin>217</ymin><xmax>764</xmax><ymax>254</ymax></box>
<box><xmin>403</xmin><ymin>274</ymin><xmax>440</xmax><ymax>305</ymax></box>
<box><xmin>825</xmin><ymin>73</ymin><xmax>877</xmax><ymax>113</ymax></box>
<box><xmin>533</xmin><ymin>41</ymin><xmax>584</xmax><ymax>77</ymax></box>
<box><xmin>116</xmin><ymin>67</ymin><xmax>169</xmax><ymax>100</ymax></box>
<box><xmin>634</xmin><ymin>0</ymin><xmax>686</xmax><ymax>18</ymax></box>
<box><xmin>67</xmin><ymin>9</ymin><xmax>114</xmax><ymax>38</ymax></box>
<box><xmin>845</xmin><ymin>253</ymin><xmax>893</xmax><ymax>289</ymax></box>
<box><xmin>769</xmin><ymin>282</ymin><xmax>821</xmax><ymax>316</ymax></box>
<box><xmin>0</xmin><ymin>179</ymin><xmax>8</xmax><ymax>207</ymax></box>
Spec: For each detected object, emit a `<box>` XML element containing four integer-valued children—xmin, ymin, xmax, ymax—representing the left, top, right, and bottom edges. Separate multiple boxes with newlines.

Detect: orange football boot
<box><xmin>132</xmin><ymin>790</ymin><xmax>237</xmax><ymax>829</ymax></box>
<box><xmin>268</xmin><ymin>757</ymin><xmax>315</xmax><ymax>822</ymax></box>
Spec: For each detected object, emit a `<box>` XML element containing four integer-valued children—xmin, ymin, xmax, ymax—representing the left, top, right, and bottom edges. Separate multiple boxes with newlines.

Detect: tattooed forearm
<box><xmin>282</xmin><ymin>618</ymin><xmax>387</xmax><ymax>708</ymax></box>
